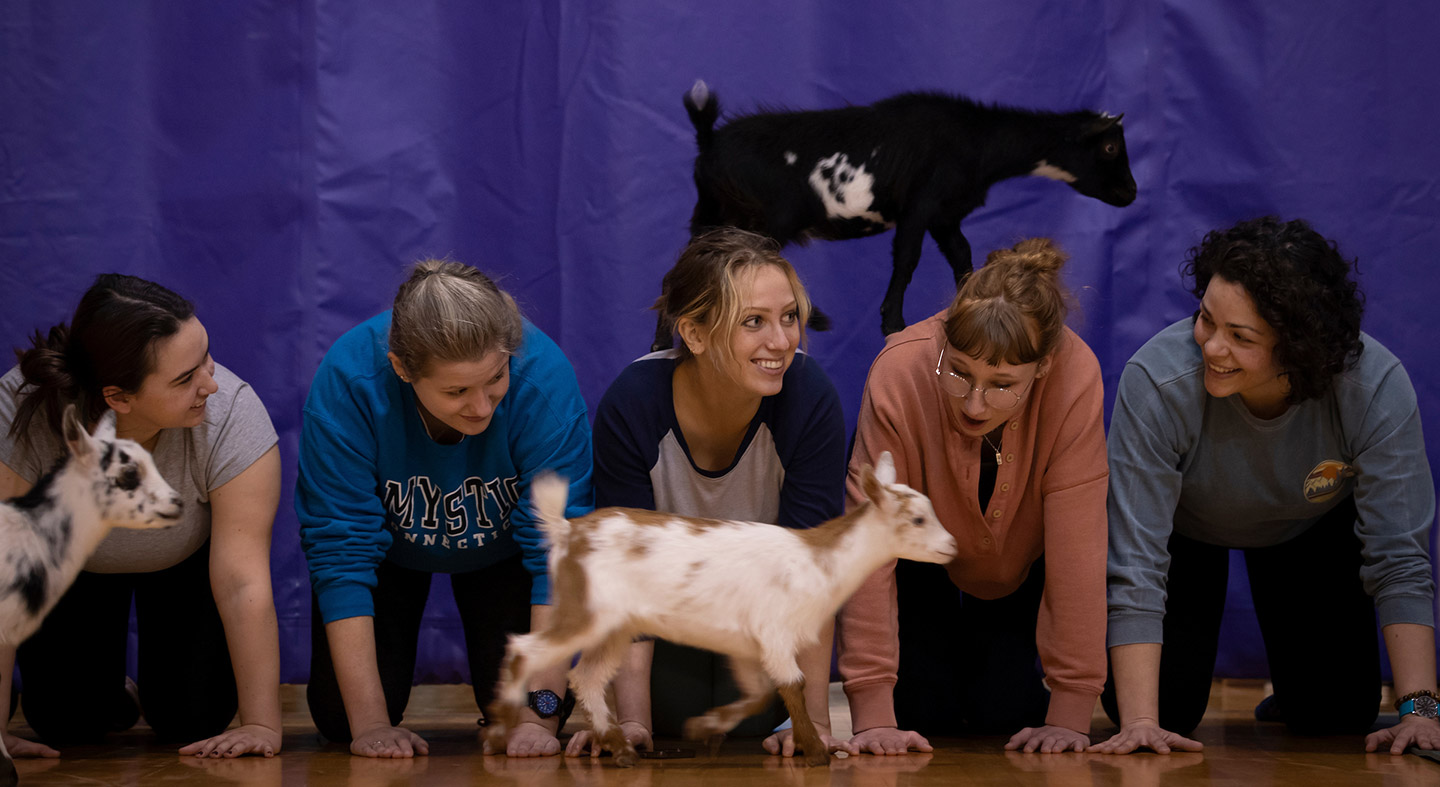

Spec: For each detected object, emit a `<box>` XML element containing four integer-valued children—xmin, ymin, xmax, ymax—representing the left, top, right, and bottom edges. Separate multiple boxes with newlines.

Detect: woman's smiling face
<box><xmin>1193</xmin><ymin>275</ymin><xmax>1289</xmax><ymax>416</ymax></box>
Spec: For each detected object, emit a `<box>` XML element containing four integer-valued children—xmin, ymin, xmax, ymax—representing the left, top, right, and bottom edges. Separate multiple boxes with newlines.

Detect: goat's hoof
<box><xmin>481</xmin><ymin>726</ymin><xmax>509</xmax><ymax>754</ymax></box>
<box><xmin>804</xmin><ymin>751</ymin><xmax>831</xmax><ymax>767</ymax></box>
<box><xmin>704</xmin><ymin>734</ymin><xmax>725</xmax><ymax>758</ymax></box>
<box><xmin>681</xmin><ymin>716</ymin><xmax>713</xmax><ymax>742</ymax></box>
<box><xmin>614</xmin><ymin>746</ymin><xmax>639</xmax><ymax>768</ymax></box>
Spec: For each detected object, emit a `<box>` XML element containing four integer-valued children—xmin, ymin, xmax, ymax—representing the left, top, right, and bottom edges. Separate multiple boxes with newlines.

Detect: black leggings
<box><xmin>17</xmin><ymin>541</ymin><xmax>237</xmax><ymax>745</ymax></box>
<box><xmin>306</xmin><ymin>555</ymin><xmax>532</xmax><ymax>743</ymax></box>
<box><xmin>1101</xmin><ymin>496</ymin><xmax>1378</xmax><ymax>735</ymax></box>
<box><xmin>893</xmin><ymin>557</ymin><xmax>1050</xmax><ymax>735</ymax></box>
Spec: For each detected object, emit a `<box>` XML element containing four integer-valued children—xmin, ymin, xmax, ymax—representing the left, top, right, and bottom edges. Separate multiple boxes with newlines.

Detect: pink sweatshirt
<box><xmin>837</xmin><ymin>314</ymin><xmax>1108</xmax><ymax>734</ymax></box>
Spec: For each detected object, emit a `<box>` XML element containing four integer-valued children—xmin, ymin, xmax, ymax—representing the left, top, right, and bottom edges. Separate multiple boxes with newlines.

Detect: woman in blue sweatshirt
<box><xmin>297</xmin><ymin>260</ymin><xmax>593</xmax><ymax>758</ymax></box>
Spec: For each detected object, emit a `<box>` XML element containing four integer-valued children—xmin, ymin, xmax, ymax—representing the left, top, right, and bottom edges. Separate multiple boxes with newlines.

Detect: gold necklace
<box><xmin>982</xmin><ymin>430</ymin><xmax>1003</xmax><ymax>465</ymax></box>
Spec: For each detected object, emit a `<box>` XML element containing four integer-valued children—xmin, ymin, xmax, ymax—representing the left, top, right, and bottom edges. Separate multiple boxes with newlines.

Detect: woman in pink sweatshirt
<box><xmin>836</xmin><ymin>238</ymin><xmax>1108</xmax><ymax>755</ymax></box>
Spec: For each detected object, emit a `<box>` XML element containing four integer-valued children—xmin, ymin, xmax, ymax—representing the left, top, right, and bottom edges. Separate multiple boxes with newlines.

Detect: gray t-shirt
<box><xmin>0</xmin><ymin>363</ymin><xmax>277</xmax><ymax>573</ymax></box>
<box><xmin>652</xmin><ymin>425</ymin><xmax>783</xmax><ymax>524</ymax></box>
<box><xmin>1106</xmin><ymin>319</ymin><xmax>1436</xmax><ymax>646</ymax></box>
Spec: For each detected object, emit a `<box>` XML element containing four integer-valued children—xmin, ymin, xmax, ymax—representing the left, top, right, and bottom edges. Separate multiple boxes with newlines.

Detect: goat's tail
<box><xmin>683</xmin><ymin>79</ymin><xmax>719</xmax><ymax>149</ymax></box>
<box><xmin>530</xmin><ymin>472</ymin><xmax>572</xmax><ymax>549</ymax></box>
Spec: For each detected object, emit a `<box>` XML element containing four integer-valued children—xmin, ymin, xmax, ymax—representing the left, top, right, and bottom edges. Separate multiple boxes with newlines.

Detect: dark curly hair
<box><xmin>1182</xmin><ymin>216</ymin><xmax>1364</xmax><ymax>404</ymax></box>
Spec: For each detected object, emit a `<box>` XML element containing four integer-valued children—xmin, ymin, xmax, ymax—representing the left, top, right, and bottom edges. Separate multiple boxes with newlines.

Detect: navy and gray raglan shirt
<box><xmin>1106</xmin><ymin>319</ymin><xmax>1436</xmax><ymax>647</ymax></box>
<box><xmin>297</xmin><ymin>311</ymin><xmax>594</xmax><ymax>624</ymax></box>
<box><xmin>592</xmin><ymin>349</ymin><xmax>846</xmax><ymax>528</ymax></box>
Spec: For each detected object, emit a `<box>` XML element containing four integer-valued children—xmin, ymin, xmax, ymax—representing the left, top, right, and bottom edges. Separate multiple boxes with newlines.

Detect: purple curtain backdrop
<box><xmin>1</xmin><ymin>1</ymin><xmax>1436</xmax><ymax>684</ymax></box>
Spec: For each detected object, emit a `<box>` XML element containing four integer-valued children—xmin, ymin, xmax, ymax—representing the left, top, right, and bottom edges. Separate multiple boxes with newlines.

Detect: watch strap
<box><xmin>1394</xmin><ymin>689</ymin><xmax>1439</xmax><ymax>711</ymax></box>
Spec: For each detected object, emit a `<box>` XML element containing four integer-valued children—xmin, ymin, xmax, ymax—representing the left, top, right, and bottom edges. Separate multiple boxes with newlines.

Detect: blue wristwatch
<box><xmin>528</xmin><ymin>689</ymin><xmax>562</xmax><ymax>718</ymax></box>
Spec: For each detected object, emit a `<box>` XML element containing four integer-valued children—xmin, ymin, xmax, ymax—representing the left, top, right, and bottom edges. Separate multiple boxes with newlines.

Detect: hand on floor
<box><xmin>848</xmin><ymin>726</ymin><xmax>933</xmax><ymax>755</ymax></box>
<box><xmin>2</xmin><ymin>731</ymin><xmax>58</xmax><ymax>759</ymax></box>
<box><xmin>763</xmin><ymin>726</ymin><xmax>859</xmax><ymax>757</ymax></box>
<box><xmin>1005</xmin><ymin>724</ymin><xmax>1089</xmax><ymax>753</ymax></box>
<box><xmin>493</xmin><ymin>720</ymin><xmax>559</xmax><ymax>757</ymax></box>
<box><xmin>564</xmin><ymin>720</ymin><xmax>651</xmax><ymax>757</ymax></box>
<box><xmin>349</xmin><ymin>724</ymin><xmax>429</xmax><ymax>758</ymax></box>
<box><xmin>1087</xmin><ymin>719</ymin><xmax>1203</xmax><ymax>754</ymax></box>
<box><xmin>180</xmin><ymin>723</ymin><xmax>282</xmax><ymax>758</ymax></box>
<box><xmin>1366</xmin><ymin>714</ymin><xmax>1440</xmax><ymax>755</ymax></box>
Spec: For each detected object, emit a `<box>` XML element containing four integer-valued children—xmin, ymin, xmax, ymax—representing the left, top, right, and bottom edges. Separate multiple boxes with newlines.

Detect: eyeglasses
<box><xmin>934</xmin><ymin>344</ymin><xmax>1035</xmax><ymax>410</ymax></box>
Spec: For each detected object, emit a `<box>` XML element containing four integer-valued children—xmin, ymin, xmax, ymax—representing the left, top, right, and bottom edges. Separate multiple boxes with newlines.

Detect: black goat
<box><xmin>656</xmin><ymin>80</ymin><xmax>1137</xmax><ymax>347</ymax></box>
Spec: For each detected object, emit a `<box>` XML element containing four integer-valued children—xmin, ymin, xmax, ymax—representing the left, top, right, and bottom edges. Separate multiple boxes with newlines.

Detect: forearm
<box><xmin>216</xmin><ymin>582</ymin><xmax>282</xmax><ymax>731</ymax></box>
<box><xmin>612</xmin><ymin>640</ymin><xmax>654</xmax><ymax>730</ymax></box>
<box><xmin>1383</xmin><ymin>623</ymin><xmax>1438</xmax><ymax>699</ymax></box>
<box><xmin>800</xmin><ymin>620</ymin><xmax>835</xmax><ymax>732</ymax></box>
<box><xmin>522</xmin><ymin>605</ymin><xmax>569</xmax><ymax>734</ymax></box>
<box><xmin>1109</xmin><ymin>642</ymin><xmax>1163</xmax><ymax>724</ymax></box>
<box><xmin>325</xmin><ymin>616</ymin><xmax>392</xmax><ymax>735</ymax></box>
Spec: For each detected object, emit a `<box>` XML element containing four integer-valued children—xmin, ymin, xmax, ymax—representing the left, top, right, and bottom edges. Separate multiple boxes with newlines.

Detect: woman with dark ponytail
<box><xmin>836</xmin><ymin>238</ymin><xmax>1109</xmax><ymax>755</ymax></box>
<box><xmin>0</xmin><ymin>274</ymin><xmax>283</xmax><ymax>759</ymax></box>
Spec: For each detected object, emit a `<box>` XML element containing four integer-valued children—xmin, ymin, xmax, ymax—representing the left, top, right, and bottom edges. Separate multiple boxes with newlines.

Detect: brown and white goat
<box><xmin>484</xmin><ymin>452</ymin><xmax>956</xmax><ymax>767</ymax></box>
<box><xmin>0</xmin><ymin>406</ymin><xmax>181</xmax><ymax>785</ymax></box>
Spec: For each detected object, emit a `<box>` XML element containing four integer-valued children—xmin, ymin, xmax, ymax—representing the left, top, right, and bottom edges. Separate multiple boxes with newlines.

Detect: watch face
<box><xmin>1416</xmin><ymin>696</ymin><xmax>1440</xmax><ymax>718</ymax></box>
<box><xmin>530</xmin><ymin>689</ymin><xmax>561</xmax><ymax>717</ymax></box>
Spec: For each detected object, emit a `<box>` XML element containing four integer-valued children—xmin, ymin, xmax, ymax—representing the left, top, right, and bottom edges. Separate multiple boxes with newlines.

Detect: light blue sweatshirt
<box><xmin>1107</xmin><ymin>319</ymin><xmax>1435</xmax><ymax>646</ymax></box>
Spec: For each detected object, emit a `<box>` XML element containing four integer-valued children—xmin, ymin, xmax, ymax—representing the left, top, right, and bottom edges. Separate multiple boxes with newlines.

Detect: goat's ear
<box><xmin>874</xmin><ymin>451</ymin><xmax>896</xmax><ymax>485</ymax></box>
<box><xmin>62</xmin><ymin>405</ymin><xmax>97</xmax><ymax>462</ymax></box>
<box><xmin>91</xmin><ymin>409</ymin><xmax>117</xmax><ymax>442</ymax></box>
<box><xmin>860</xmin><ymin>452</ymin><xmax>897</xmax><ymax>508</ymax></box>
<box><xmin>1084</xmin><ymin>113</ymin><xmax>1123</xmax><ymax>137</ymax></box>
<box><xmin>860</xmin><ymin>463</ymin><xmax>885</xmax><ymax>507</ymax></box>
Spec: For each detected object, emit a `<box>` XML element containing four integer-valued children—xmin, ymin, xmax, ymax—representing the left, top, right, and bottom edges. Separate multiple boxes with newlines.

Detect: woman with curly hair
<box><xmin>1095</xmin><ymin>217</ymin><xmax>1438</xmax><ymax>755</ymax></box>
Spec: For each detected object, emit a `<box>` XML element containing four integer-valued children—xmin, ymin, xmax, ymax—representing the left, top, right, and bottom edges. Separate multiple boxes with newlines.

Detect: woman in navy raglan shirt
<box><xmin>567</xmin><ymin>228</ymin><xmax>851</xmax><ymax>760</ymax></box>
<box><xmin>297</xmin><ymin>260</ymin><xmax>593</xmax><ymax>758</ymax></box>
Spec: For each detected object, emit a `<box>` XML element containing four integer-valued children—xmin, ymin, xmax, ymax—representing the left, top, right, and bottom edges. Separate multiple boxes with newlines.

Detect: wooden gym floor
<box><xmin>9</xmin><ymin>680</ymin><xmax>1438</xmax><ymax>785</ymax></box>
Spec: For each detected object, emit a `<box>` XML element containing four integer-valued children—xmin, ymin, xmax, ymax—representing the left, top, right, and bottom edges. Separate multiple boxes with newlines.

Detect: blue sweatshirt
<box><xmin>298</xmin><ymin>311</ymin><xmax>593</xmax><ymax>623</ymax></box>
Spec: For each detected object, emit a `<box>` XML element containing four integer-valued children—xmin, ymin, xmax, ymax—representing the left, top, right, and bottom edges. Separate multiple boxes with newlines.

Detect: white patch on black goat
<box><xmin>0</xmin><ymin>406</ymin><xmax>180</xmax><ymax>783</ymax></box>
<box><xmin>808</xmin><ymin>153</ymin><xmax>888</xmax><ymax>225</ymax></box>
<box><xmin>483</xmin><ymin>452</ymin><xmax>956</xmax><ymax>768</ymax></box>
<box><xmin>784</xmin><ymin>151</ymin><xmax>797</xmax><ymax>165</ymax></box>
<box><xmin>1031</xmin><ymin>160</ymin><xmax>1078</xmax><ymax>183</ymax></box>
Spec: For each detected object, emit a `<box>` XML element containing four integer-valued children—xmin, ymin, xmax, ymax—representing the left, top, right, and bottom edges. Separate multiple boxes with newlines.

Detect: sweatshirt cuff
<box><xmin>1376</xmin><ymin>594</ymin><xmax>1437</xmax><ymax>628</ymax></box>
<box><xmin>529</xmin><ymin>574</ymin><xmax>551</xmax><ymax>605</ymax></box>
<box><xmin>317</xmin><ymin>584</ymin><xmax>374</xmax><ymax>625</ymax></box>
<box><xmin>845</xmin><ymin>681</ymin><xmax>898</xmax><ymax>732</ymax></box>
<box><xmin>1045</xmin><ymin>686</ymin><xmax>1100</xmax><ymax>733</ymax></box>
<box><xmin>1106</xmin><ymin>611</ymin><xmax>1165</xmax><ymax>647</ymax></box>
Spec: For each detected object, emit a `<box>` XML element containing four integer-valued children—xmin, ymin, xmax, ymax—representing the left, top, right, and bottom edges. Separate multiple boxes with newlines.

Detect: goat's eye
<box><xmin>1103</xmin><ymin>142</ymin><xmax>1119</xmax><ymax>158</ymax></box>
<box><xmin>911</xmin><ymin>516</ymin><xmax>924</xmax><ymax>526</ymax></box>
<box><xmin>115</xmin><ymin>467</ymin><xmax>141</xmax><ymax>492</ymax></box>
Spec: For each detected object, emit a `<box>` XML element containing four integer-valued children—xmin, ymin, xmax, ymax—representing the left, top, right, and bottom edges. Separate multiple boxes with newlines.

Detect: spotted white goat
<box><xmin>484</xmin><ymin>452</ymin><xmax>956</xmax><ymax>767</ymax></box>
<box><xmin>0</xmin><ymin>406</ymin><xmax>181</xmax><ymax>784</ymax></box>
